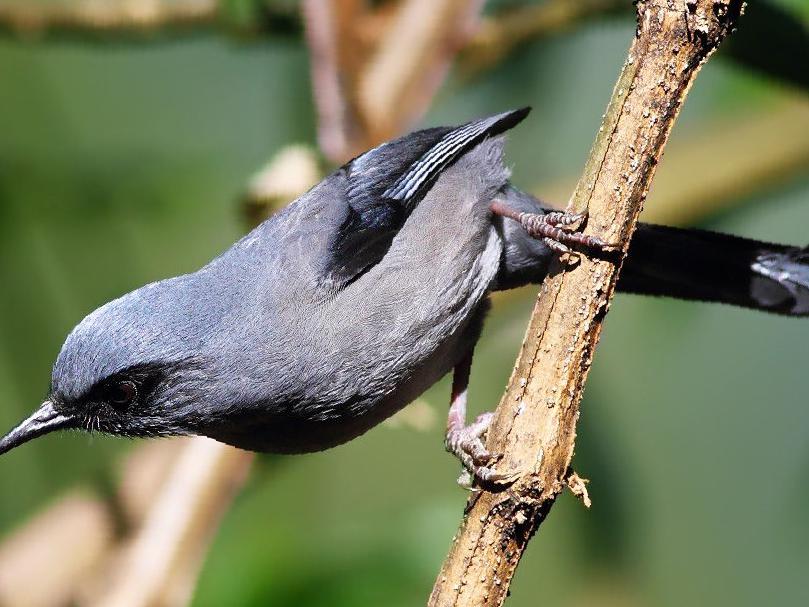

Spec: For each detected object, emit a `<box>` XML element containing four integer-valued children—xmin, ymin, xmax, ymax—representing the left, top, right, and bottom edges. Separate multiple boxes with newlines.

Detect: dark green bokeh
<box><xmin>0</xmin><ymin>5</ymin><xmax>808</xmax><ymax>607</ymax></box>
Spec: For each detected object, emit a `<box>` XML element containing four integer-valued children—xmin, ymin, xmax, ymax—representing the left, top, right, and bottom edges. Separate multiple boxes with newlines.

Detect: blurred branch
<box><xmin>430</xmin><ymin>1</ymin><xmax>743</xmax><ymax>605</ymax></box>
<box><xmin>0</xmin><ymin>0</ymin><xmax>304</xmax><ymax>39</ymax></box>
<box><xmin>303</xmin><ymin>0</ymin><xmax>484</xmax><ymax>163</ymax></box>
<box><xmin>116</xmin><ymin>438</ymin><xmax>190</xmax><ymax>527</ymax></box>
<box><xmin>0</xmin><ymin>0</ymin><xmax>218</xmax><ymax>36</ymax></box>
<box><xmin>243</xmin><ymin>144</ymin><xmax>321</xmax><ymax>224</ymax></box>
<box><xmin>302</xmin><ymin>0</ymin><xmax>368</xmax><ymax>163</ymax></box>
<box><xmin>3</xmin><ymin>0</ymin><xmax>804</xmax><ymax>96</ymax></box>
<box><xmin>0</xmin><ymin>492</ymin><xmax>114</xmax><ymax>607</ymax></box>
<box><xmin>461</xmin><ymin>0</ymin><xmax>625</xmax><ymax>75</ymax></box>
<box><xmin>89</xmin><ymin>439</ymin><xmax>252</xmax><ymax>607</ymax></box>
<box><xmin>357</xmin><ymin>0</ymin><xmax>483</xmax><ymax>146</ymax></box>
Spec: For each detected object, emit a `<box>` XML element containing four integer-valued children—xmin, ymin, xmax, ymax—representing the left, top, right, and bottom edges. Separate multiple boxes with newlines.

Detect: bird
<box><xmin>1</xmin><ymin>108</ymin><xmax>807</xmax><ymax>482</ymax></box>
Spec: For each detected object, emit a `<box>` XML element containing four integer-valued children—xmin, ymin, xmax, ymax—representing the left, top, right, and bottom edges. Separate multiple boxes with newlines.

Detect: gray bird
<box><xmin>1</xmin><ymin>108</ymin><xmax>807</xmax><ymax>481</ymax></box>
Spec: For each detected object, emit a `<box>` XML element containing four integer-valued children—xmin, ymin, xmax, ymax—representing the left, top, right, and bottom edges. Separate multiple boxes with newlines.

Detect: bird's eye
<box><xmin>107</xmin><ymin>380</ymin><xmax>138</xmax><ymax>407</ymax></box>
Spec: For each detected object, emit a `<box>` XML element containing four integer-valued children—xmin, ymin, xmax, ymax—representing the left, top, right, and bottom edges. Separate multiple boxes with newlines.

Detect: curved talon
<box><xmin>475</xmin><ymin>465</ymin><xmax>515</xmax><ymax>485</ymax></box>
<box><xmin>486</xmin><ymin>469</ymin><xmax>521</xmax><ymax>485</ymax></box>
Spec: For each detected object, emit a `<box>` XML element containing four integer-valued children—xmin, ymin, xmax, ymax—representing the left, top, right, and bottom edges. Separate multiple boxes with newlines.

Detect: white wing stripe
<box><xmin>384</xmin><ymin>116</ymin><xmax>500</xmax><ymax>201</ymax></box>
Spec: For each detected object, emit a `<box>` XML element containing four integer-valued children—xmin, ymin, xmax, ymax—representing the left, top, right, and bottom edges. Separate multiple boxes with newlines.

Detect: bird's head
<box><xmin>0</xmin><ymin>277</ymin><xmax>216</xmax><ymax>456</ymax></box>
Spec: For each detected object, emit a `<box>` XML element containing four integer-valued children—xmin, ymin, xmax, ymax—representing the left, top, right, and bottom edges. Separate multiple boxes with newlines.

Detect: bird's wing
<box><xmin>327</xmin><ymin>107</ymin><xmax>530</xmax><ymax>286</ymax></box>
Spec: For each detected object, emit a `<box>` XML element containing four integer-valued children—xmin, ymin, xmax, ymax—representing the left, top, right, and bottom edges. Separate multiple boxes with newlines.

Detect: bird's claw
<box><xmin>446</xmin><ymin>412</ymin><xmax>514</xmax><ymax>487</ymax></box>
<box><xmin>519</xmin><ymin>210</ymin><xmax>615</xmax><ymax>257</ymax></box>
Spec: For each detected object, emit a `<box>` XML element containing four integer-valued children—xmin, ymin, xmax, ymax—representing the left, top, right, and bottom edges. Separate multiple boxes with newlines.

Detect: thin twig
<box><xmin>429</xmin><ymin>2</ymin><xmax>745</xmax><ymax>605</ymax></box>
<box><xmin>302</xmin><ymin>0</ymin><xmax>367</xmax><ymax>163</ymax></box>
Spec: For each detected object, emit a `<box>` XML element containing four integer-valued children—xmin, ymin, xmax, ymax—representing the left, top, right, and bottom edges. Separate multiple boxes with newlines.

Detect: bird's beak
<box><xmin>0</xmin><ymin>401</ymin><xmax>74</xmax><ymax>456</ymax></box>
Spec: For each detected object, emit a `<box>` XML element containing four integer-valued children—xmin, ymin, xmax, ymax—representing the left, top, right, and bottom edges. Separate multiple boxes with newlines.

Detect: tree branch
<box><xmin>532</xmin><ymin>99</ymin><xmax>809</xmax><ymax>229</ymax></box>
<box><xmin>302</xmin><ymin>0</ymin><xmax>368</xmax><ymax>163</ymax></box>
<box><xmin>90</xmin><ymin>439</ymin><xmax>253</xmax><ymax>607</ymax></box>
<box><xmin>0</xmin><ymin>0</ymin><xmax>218</xmax><ymax>36</ymax></box>
<box><xmin>429</xmin><ymin>2</ymin><xmax>744</xmax><ymax>605</ymax></box>
<box><xmin>303</xmin><ymin>0</ymin><xmax>485</xmax><ymax>163</ymax></box>
<box><xmin>356</xmin><ymin>0</ymin><xmax>483</xmax><ymax>146</ymax></box>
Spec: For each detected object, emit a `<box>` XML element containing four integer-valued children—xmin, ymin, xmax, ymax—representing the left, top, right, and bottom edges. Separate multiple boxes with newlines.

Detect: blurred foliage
<box><xmin>3</xmin><ymin>1</ymin><xmax>809</xmax><ymax>96</ymax></box>
<box><xmin>0</xmin><ymin>1</ymin><xmax>807</xmax><ymax>607</ymax></box>
<box><xmin>724</xmin><ymin>0</ymin><xmax>809</xmax><ymax>90</ymax></box>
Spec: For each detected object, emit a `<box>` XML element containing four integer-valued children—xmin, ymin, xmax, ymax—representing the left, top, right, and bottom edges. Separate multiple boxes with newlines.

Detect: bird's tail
<box><xmin>620</xmin><ymin>223</ymin><xmax>809</xmax><ymax>317</ymax></box>
<box><xmin>493</xmin><ymin>187</ymin><xmax>809</xmax><ymax>316</ymax></box>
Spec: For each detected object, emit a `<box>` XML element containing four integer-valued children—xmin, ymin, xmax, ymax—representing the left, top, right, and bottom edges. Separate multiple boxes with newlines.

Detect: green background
<box><xmin>0</xmin><ymin>1</ymin><xmax>808</xmax><ymax>605</ymax></box>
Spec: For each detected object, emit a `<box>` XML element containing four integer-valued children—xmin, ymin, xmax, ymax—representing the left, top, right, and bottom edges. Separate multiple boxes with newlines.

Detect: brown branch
<box><xmin>243</xmin><ymin>144</ymin><xmax>322</xmax><ymax>225</ymax></box>
<box><xmin>533</xmin><ymin>99</ymin><xmax>809</xmax><ymax>228</ymax></box>
<box><xmin>0</xmin><ymin>491</ymin><xmax>114</xmax><ymax>606</ymax></box>
<box><xmin>304</xmin><ymin>0</ymin><xmax>485</xmax><ymax>163</ymax></box>
<box><xmin>89</xmin><ymin>439</ymin><xmax>253</xmax><ymax>607</ymax></box>
<box><xmin>429</xmin><ymin>2</ymin><xmax>744</xmax><ymax>605</ymax></box>
<box><xmin>357</xmin><ymin>0</ymin><xmax>483</xmax><ymax>146</ymax></box>
<box><xmin>0</xmin><ymin>0</ymin><xmax>218</xmax><ymax>36</ymax></box>
<box><xmin>302</xmin><ymin>0</ymin><xmax>369</xmax><ymax>163</ymax></box>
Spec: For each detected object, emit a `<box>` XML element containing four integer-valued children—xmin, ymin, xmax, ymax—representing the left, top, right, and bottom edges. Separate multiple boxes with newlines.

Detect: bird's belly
<box><xmin>206</xmin><ymin>300</ymin><xmax>488</xmax><ymax>455</ymax></box>
<box><xmin>206</xmin><ymin>225</ymin><xmax>501</xmax><ymax>454</ymax></box>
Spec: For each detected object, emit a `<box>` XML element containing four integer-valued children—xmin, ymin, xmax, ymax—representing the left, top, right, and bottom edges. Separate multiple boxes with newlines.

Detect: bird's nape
<box><xmin>0</xmin><ymin>401</ymin><xmax>75</xmax><ymax>456</ymax></box>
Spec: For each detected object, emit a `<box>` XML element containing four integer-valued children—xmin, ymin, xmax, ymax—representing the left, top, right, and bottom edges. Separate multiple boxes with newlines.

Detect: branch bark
<box><xmin>429</xmin><ymin>2</ymin><xmax>744</xmax><ymax>605</ymax></box>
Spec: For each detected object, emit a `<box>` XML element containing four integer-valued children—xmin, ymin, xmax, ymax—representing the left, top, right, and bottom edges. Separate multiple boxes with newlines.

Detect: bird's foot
<box><xmin>521</xmin><ymin>211</ymin><xmax>614</xmax><ymax>258</ymax></box>
<box><xmin>445</xmin><ymin>412</ymin><xmax>512</xmax><ymax>487</ymax></box>
<box><xmin>491</xmin><ymin>201</ymin><xmax>615</xmax><ymax>258</ymax></box>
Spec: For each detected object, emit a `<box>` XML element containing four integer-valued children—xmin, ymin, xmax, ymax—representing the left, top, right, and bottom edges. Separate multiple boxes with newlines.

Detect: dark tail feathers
<box><xmin>493</xmin><ymin>187</ymin><xmax>809</xmax><ymax>316</ymax></box>
<box><xmin>620</xmin><ymin>223</ymin><xmax>809</xmax><ymax>317</ymax></box>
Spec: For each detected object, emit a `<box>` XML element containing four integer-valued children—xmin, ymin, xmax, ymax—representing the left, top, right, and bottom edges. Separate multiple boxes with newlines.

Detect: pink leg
<box><xmin>445</xmin><ymin>351</ymin><xmax>504</xmax><ymax>485</ymax></box>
